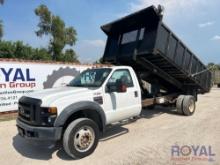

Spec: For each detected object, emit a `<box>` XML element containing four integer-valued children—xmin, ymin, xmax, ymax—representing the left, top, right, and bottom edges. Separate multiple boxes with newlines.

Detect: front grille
<box><xmin>18</xmin><ymin>96</ymin><xmax>42</xmax><ymax>125</ymax></box>
<box><xmin>19</xmin><ymin>102</ymin><xmax>31</xmax><ymax>121</ymax></box>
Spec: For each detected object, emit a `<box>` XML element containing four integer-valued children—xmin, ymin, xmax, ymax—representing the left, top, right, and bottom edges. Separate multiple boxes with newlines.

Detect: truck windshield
<box><xmin>68</xmin><ymin>68</ymin><xmax>112</xmax><ymax>87</ymax></box>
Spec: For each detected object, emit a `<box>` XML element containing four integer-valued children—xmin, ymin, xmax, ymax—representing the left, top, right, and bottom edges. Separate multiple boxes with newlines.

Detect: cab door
<box><xmin>103</xmin><ymin>69</ymin><xmax>141</xmax><ymax>124</ymax></box>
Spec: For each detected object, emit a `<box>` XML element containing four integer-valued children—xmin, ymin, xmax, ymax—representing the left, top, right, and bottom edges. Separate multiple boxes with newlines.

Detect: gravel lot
<box><xmin>0</xmin><ymin>88</ymin><xmax>220</xmax><ymax>165</ymax></box>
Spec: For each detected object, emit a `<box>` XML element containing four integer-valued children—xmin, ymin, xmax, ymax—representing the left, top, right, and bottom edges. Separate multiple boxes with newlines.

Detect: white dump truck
<box><xmin>16</xmin><ymin>5</ymin><xmax>211</xmax><ymax>159</ymax></box>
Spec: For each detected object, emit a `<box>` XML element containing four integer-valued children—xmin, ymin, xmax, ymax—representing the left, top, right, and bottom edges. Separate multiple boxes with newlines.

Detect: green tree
<box><xmin>207</xmin><ymin>63</ymin><xmax>220</xmax><ymax>71</ymax></box>
<box><xmin>0</xmin><ymin>0</ymin><xmax>4</xmax><ymax>40</ymax></box>
<box><xmin>35</xmin><ymin>4</ymin><xmax>77</xmax><ymax>61</ymax></box>
<box><xmin>60</xmin><ymin>49</ymin><xmax>79</xmax><ymax>63</ymax></box>
<box><xmin>0</xmin><ymin>40</ymin><xmax>52</xmax><ymax>60</ymax></box>
<box><xmin>32</xmin><ymin>48</ymin><xmax>51</xmax><ymax>60</ymax></box>
<box><xmin>0</xmin><ymin>20</ymin><xmax>3</xmax><ymax>40</ymax></box>
<box><xmin>0</xmin><ymin>40</ymin><xmax>16</xmax><ymax>58</ymax></box>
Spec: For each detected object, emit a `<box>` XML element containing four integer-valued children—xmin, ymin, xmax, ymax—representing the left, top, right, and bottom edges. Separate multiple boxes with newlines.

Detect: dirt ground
<box><xmin>0</xmin><ymin>88</ymin><xmax>220</xmax><ymax>165</ymax></box>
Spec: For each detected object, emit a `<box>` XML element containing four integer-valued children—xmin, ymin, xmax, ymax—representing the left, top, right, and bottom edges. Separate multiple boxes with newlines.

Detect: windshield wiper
<box><xmin>67</xmin><ymin>84</ymin><xmax>100</xmax><ymax>87</ymax></box>
<box><xmin>67</xmin><ymin>84</ymin><xmax>83</xmax><ymax>87</ymax></box>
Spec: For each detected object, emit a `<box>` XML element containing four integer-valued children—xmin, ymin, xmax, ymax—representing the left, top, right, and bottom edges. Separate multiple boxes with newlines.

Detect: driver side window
<box><xmin>107</xmin><ymin>69</ymin><xmax>134</xmax><ymax>87</ymax></box>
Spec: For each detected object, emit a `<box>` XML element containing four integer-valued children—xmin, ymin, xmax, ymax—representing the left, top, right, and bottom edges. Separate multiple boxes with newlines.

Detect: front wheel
<box><xmin>63</xmin><ymin>118</ymin><xmax>100</xmax><ymax>159</ymax></box>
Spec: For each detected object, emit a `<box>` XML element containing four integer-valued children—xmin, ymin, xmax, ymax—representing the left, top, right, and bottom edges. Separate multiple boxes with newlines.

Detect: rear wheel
<box><xmin>63</xmin><ymin>118</ymin><xmax>100</xmax><ymax>159</ymax></box>
<box><xmin>176</xmin><ymin>95</ymin><xmax>184</xmax><ymax>114</ymax></box>
<box><xmin>182</xmin><ymin>95</ymin><xmax>196</xmax><ymax>116</ymax></box>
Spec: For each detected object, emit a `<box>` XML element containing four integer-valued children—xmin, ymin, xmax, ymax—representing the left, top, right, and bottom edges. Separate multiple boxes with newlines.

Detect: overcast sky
<box><xmin>0</xmin><ymin>0</ymin><xmax>219</xmax><ymax>64</ymax></box>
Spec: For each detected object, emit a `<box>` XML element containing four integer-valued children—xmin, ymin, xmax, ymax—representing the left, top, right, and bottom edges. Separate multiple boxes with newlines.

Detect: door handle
<box><xmin>134</xmin><ymin>91</ymin><xmax>138</xmax><ymax>97</ymax></box>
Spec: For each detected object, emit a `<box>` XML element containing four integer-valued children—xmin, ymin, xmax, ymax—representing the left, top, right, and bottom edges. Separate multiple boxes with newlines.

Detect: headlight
<box><xmin>40</xmin><ymin>107</ymin><xmax>57</xmax><ymax>126</ymax></box>
<box><xmin>41</xmin><ymin>107</ymin><xmax>57</xmax><ymax>114</ymax></box>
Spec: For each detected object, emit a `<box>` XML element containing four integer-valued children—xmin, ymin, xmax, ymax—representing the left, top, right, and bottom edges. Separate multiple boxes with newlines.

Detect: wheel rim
<box><xmin>74</xmin><ymin>126</ymin><xmax>95</xmax><ymax>152</ymax></box>
<box><xmin>188</xmin><ymin>99</ymin><xmax>195</xmax><ymax>113</ymax></box>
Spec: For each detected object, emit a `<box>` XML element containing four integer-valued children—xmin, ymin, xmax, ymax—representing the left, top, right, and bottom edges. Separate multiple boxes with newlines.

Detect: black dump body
<box><xmin>101</xmin><ymin>5</ymin><xmax>212</xmax><ymax>94</ymax></box>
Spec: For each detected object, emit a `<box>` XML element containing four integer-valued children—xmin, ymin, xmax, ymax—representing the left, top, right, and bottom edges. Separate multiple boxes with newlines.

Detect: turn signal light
<box><xmin>48</xmin><ymin>107</ymin><xmax>57</xmax><ymax>114</ymax></box>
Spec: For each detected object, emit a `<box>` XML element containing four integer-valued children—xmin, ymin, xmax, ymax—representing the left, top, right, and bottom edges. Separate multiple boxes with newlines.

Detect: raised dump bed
<box><xmin>101</xmin><ymin>5</ymin><xmax>212</xmax><ymax>94</ymax></box>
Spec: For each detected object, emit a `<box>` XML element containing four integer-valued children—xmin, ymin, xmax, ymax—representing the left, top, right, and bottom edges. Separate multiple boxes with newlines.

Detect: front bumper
<box><xmin>16</xmin><ymin>119</ymin><xmax>62</xmax><ymax>141</ymax></box>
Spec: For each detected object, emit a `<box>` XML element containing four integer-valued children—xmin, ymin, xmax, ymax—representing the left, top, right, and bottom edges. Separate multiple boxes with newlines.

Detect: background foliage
<box><xmin>207</xmin><ymin>63</ymin><xmax>220</xmax><ymax>71</ymax></box>
<box><xmin>0</xmin><ymin>3</ymin><xmax>79</xmax><ymax>63</ymax></box>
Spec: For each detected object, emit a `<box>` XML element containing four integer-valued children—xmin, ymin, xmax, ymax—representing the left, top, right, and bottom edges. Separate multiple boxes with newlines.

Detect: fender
<box><xmin>54</xmin><ymin>101</ymin><xmax>106</xmax><ymax>131</ymax></box>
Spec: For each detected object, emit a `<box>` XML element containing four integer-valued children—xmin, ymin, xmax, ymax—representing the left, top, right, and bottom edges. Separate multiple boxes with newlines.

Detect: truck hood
<box><xmin>25</xmin><ymin>86</ymin><xmax>98</xmax><ymax>106</ymax></box>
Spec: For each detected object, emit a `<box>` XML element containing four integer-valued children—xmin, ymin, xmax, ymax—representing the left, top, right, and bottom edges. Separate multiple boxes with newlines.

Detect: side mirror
<box><xmin>106</xmin><ymin>82</ymin><xmax>127</xmax><ymax>93</ymax></box>
<box><xmin>115</xmin><ymin>79</ymin><xmax>127</xmax><ymax>93</ymax></box>
<box><xmin>117</xmin><ymin>83</ymin><xmax>127</xmax><ymax>93</ymax></box>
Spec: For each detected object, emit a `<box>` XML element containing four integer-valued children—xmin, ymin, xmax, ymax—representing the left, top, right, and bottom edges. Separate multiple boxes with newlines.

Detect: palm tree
<box><xmin>0</xmin><ymin>0</ymin><xmax>4</xmax><ymax>5</ymax></box>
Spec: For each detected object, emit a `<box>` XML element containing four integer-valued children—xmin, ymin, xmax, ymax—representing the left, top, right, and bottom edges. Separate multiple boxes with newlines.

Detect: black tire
<box><xmin>63</xmin><ymin>118</ymin><xmax>100</xmax><ymax>159</ymax></box>
<box><xmin>176</xmin><ymin>95</ymin><xmax>184</xmax><ymax>114</ymax></box>
<box><xmin>182</xmin><ymin>95</ymin><xmax>196</xmax><ymax>116</ymax></box>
